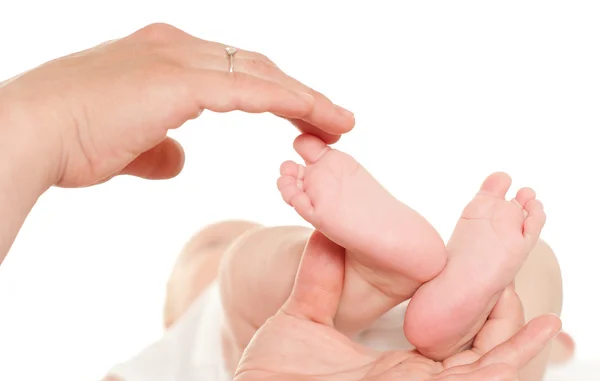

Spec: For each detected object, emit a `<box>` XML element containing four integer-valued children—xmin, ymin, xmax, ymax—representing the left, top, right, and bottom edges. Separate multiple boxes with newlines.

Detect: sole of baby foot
<box><xmin>277</xmin><ymin>134</ymin><xmax>447</xmax><ymax>306</ymax></box>
<box><xmin>404</xmin><ymin>172</ymin><xmax>546</xmax><ymax>360</ymax></box>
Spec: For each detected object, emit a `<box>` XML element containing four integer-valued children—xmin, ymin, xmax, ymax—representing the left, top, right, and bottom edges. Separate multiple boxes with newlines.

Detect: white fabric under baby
<box><xmin>108</xmin><ymin>283</ymin><xmax>228</xmax><ymax>381</ymax></box>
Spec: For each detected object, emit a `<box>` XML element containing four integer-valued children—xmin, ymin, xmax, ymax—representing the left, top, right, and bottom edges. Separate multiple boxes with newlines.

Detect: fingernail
<box><xmin>335</xmin><ymin>105</ymin><xmax>354</xmax><ymax>120</ymax></box>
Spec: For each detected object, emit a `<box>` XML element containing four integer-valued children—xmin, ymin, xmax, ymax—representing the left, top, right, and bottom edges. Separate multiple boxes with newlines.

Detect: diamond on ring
<box><xmin>225</xmin><ymin>46</ymin><xmax>237</xmax><ymax>73</ymax></box>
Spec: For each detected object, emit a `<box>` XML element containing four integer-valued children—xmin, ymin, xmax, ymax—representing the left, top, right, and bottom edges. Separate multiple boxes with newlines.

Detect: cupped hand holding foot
<box><xmin>235</xmin><ymin>231</ymin><xmax>562</xmax><ymax>381</ymax></box>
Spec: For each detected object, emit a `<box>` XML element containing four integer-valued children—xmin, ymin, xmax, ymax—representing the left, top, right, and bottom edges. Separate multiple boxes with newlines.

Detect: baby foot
<box><xmin>277</xmin><ymin>134</ymin><xmax>447</xmax><ymax>334</ymax></box>
<box><xmin>404</xmin><ymin>172</ymin><xmax>546</xmax><ymax>360</ymax></box>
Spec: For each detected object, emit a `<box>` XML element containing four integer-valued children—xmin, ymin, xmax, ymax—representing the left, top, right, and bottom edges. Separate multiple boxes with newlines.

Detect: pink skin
<box><xmin>277</xmin><ymin>134</ymin><xmax>448</xmax><ymax>335</ymax></box>
<box><xmin>277</xmin><ymin>134</ymin><xmax>546</xmax><ymax>360</ymax></box>
<box><xmin>405</xmin><ymin>172</ymin><xmax>546</xmax><ymax>360</ymax></box>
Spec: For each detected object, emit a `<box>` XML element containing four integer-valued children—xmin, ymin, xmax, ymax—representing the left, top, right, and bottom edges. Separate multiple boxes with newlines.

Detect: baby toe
<box><xmin>514</xmin><ymin>187</ymin><xmax>536</xmax><ymax>207</ymax></box>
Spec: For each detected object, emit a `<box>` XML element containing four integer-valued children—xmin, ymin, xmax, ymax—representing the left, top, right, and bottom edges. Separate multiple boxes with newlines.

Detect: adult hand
<box><xmin>235</xmin><ymin>232</ymin><xmax>562</xmax><ymax>381</ymax></box>
<box><xmin>0</xmin><ymin>23</ymin><xmax>354</xmax><ymax>188</ymax></box>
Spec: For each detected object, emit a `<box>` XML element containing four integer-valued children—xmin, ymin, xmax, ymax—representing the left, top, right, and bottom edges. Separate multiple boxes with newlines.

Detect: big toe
<box><xmin>293</xmin><ymin>134</ymin><xmax>331</xmax><ymax>164</ymax></box>
<box><xmin>479</xmin><ymin>172</ymin><xmax>512</xmax><ymax>198</ymax></box>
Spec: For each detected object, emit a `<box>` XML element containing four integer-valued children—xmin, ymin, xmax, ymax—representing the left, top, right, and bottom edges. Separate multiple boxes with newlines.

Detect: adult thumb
<box><xmin>281</xmin><ymin>231</ymin><xmax>345</xmax><ymax>326</ymax></box>
<box><xmin>119</xmin><ymin>137</ymin><xmax>185</xmax><ymax>180</ymax></box>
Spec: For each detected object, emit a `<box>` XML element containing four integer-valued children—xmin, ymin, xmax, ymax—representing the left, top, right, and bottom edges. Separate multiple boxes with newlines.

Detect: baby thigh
<box><xmin>218</xmin><ymin>225</ymin><xmax>313</xmax><ymax>364</ymax></box>
<box><xmin>163</xmin><ymin>220</ymin><xmax>262</xmax><ymax>328</ymax></box>
<box><xmin>515</xmin><ymin>239</ymin><xmax>564</xmax><ymax>381</ymax></box>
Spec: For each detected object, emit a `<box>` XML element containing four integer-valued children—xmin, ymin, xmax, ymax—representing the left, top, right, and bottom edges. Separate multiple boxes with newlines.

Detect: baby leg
<box><xmin>162</xmin><ymin>220</ymin><xmax>262</xmax><ymax>328</ymax></box>
<box><xmin>219</xmin><ymin>226</ymin><xmax>312</xmax><ymax>371</ymax></box>
<box><xmin>516</xmin><ymin>240</ymin><xmax>569</xmax><ymax>381</ymax></box>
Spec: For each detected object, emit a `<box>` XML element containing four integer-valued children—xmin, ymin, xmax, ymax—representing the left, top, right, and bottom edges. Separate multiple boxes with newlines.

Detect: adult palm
<box><xmin>234</xmin><ymin>232</ymin><xmax>561</xmax><ymax>381</ymax></box>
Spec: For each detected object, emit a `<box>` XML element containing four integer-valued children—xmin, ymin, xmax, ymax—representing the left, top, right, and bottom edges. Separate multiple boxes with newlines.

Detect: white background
<box><xmin>0</xmin><ymin>1</ymin><xmax>599</xmax><ymax>380</ymax></box>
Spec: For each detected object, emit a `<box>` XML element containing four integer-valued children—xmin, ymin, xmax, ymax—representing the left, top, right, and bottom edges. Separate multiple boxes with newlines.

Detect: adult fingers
<box><xmin>289</xmin><ymin>119</ymin><xmax>341</xmax><ymax>144</ymax></box>
<box><xmin>231</xmin><ymin>56</ymin><xmax>355</xmax><ymax>136</ymax></box>
<box><xmin>437</xmin><ymin>364</ymin><xmax>517</xmax><ymax>381</ymax></box>
<box><xmin>176</xmin><ymin>42</ymin><xmax>355</xmax><ymax>136</ymax></box>
<box><xmin>182</xmin><ymin>55</ymin><xmax>354</xmax><ymax>139</ymax></box>
<box><xmin>475</xmin><ymin>314</ymin><xmax>561</xmax><ymax>370</ymax></box>
<box><xmin>119</xmin><ymin>137</ymin><xmax>185</xmax><ymax>180</ymax></box>
<box><xmin>281</xmin><ymin>231</ymin><xmax>345</xmax><ymax>326</ymax></box>
<box><xmin>184</xmin><ymin>68</ymin><xmax>316</xmax><ymax>119</ymax></box>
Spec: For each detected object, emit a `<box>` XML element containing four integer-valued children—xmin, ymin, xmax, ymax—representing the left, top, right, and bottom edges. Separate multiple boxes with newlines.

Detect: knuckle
<box><xmin>255</xmin><ymin>52</ymin><xmax>275</xmax><ymax>66</ymax></box>
<box><xmin>135</xmin><ymin>23</ymin><xmax>180</xmax><ymax>43</ymax></box>
<box><xmin>142</xmin><ymin>59</ymin><xmax>174</xmax><ymax>78</ymax></box>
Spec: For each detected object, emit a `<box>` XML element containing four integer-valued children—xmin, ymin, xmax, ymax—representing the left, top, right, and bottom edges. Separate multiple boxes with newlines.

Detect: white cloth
<box><xmin>109</xmin><ymin>285</ymin><xmax>596</xmax><ymax>381</ymax></box>
<box><xmin>544</xmin><ymin>360</ymin><xmax>600</xmax><ymax>380</ymax></box>
<box><xmin>109</xmin><ymin>282</ymin><xmax>229</xmax><ymax>381</ymax></box>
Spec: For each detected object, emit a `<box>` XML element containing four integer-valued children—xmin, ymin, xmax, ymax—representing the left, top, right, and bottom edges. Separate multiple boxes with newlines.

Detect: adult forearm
<box><xmin>0</xmin><ymin>93</ymin><xmax>57</xmax><ymax>264</ymax></box>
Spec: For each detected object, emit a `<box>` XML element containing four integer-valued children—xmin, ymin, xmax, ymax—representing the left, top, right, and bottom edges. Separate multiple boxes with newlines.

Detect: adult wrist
<box><xmin>0</xmin><ymin>88</ymin><xmax>61</xmax><ymax>190</ymax></box>
<box><xmin>0</xmin><ymin>89</ymin><xmax>59</xmax><ymax>262</ymax></box>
